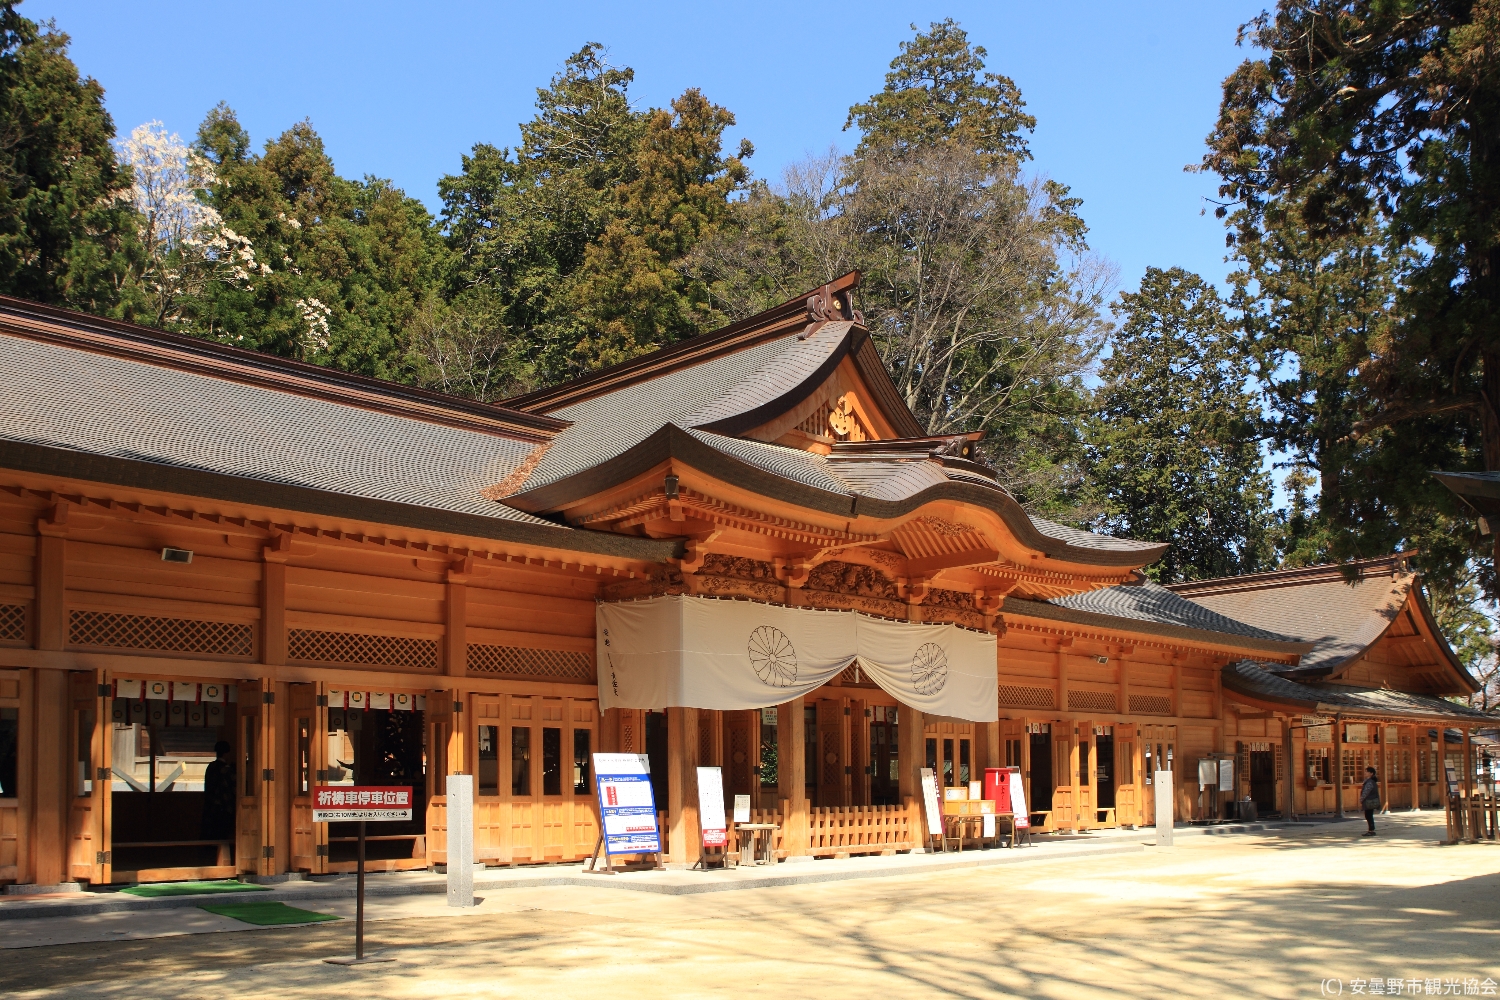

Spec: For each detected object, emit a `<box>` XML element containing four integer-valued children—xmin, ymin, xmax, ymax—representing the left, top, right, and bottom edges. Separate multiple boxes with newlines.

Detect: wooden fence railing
<box><xmin>1446</xmin><ymin>792</ymin><xmax>1499</xmax><ymax>844</ymax></box>
<box><xmin>805</xmin><ymin>803</ymin><xmax>919</xmax><ymax>857</ymax></box>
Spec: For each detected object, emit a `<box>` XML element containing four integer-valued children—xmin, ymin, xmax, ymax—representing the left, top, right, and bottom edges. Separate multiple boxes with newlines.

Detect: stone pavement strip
<box><xmin>1</xmin><ymin>813</ymin><xmax>1495</xmax><ymax>999</ymax></box>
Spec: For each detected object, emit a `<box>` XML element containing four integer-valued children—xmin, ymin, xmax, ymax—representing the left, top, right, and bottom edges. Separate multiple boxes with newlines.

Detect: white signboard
<box><xmin>697</xmin><ymin>766</ymin><xmax>727</xmax><ymax>848</ymax></box>
<box><xmin>1008</xmin><ymin>772</ymin><xmax>1030</xmax><ymax>829</ymax></box>
<box><xmin>1218</xmin><ymin>758</ymin><xmax>1235</xmax><ymax>793</ymax></box>
<box><xmin>593</xmin><ymin>753</ymin><xmax>661</xmax><ymax>855</ymax></box>
<box><xmin>732</xmin><ymin>794</ymin><xmax>751</xmax><ymax>825</ymax></box>
<box><xmin>1198</xmin><ymin>759</ymin><xmax>1218</xmax><ymax>789</ymax></box>
<box><xmin>920</xmin><ymin>767</ymin><xmax>943</xmax><ymax>841</ymax></box>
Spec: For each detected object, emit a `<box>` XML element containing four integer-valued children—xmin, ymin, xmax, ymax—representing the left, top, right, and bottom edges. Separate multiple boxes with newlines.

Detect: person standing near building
<box><xmin>1360</xmin><ymin>766</ymin><xmax>1380</xmax><ymax>837</ymax></box>
<box><xmin>201</xmin><ymin>740</ymin><xmax>237</xmax><ymax>857</ymax></box>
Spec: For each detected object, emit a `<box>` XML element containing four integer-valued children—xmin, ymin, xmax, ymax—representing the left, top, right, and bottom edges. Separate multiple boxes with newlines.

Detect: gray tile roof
<box><xmin>1223</xmin><ymin>661</ymin><xmax>1493</xmax><ymax>721</ymax></box>
<box><xmin>1170</xmin><ymin>565</ymin><xmax>1411</xmax><ymax>672</ymax></box>
<box><xmin>1031</xmin><ymin>516</ymin><xmax>1164</xmax><ymax>553</ymax></box>
<box><xmin>0</xmin><ymin>333</ymin><xmax>556</xmax><ymax>525</ymax></box>
<box><xmin>1049</xmin><ymin>579</ymin><xmax>1295</xmax><ymax>641</ymax></box>
<box><xmin>685</xmin><ymin>430</ymin><xmax>852</xmax><ymax>494</ymax></box>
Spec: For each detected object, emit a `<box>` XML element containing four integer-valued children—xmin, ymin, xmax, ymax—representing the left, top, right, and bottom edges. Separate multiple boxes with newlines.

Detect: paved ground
<box><xmin>2</xmin><ymin>813</ymin><xmax>1497</xmax><ymax>999</ymax></box>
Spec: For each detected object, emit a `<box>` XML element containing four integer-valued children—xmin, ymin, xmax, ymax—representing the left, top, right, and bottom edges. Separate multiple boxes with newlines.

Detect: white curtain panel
<box><xmin>597</xmin><ymin>596</ymin><xmax>998</xmax><ymax>722</ymax></box>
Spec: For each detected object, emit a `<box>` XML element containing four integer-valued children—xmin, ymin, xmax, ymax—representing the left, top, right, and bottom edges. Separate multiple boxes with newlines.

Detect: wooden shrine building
<box><xmin>0</xmin><ymin>274</ymin><xmax>1491</xmax><ymax>888</ymax></box>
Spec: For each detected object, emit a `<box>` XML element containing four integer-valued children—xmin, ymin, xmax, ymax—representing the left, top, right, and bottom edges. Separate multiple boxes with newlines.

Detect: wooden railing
<box><xmin>1447</xmin><ymin>792</ymin><xmax>1499</xmax><ymax>843</ymax></box>
<box><xmin>806</xmin><ymin>803</ymin><xmax>919</xmax><ymax>857</ymax></box>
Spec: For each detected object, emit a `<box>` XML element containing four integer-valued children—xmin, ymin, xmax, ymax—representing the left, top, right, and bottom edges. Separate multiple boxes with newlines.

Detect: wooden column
<box><xmin>445</xmin><ymin>560</ymin><xmax>468</xmax><ymax>677</ymax></box>
<box><xmin>30</xmin><ymin>669</ymin><xmax>67</xmax><ymax>885</ymax></box>
<box><xmin>896</xmin><ymin>702</ymin><xmax>925</xmax><ymax>846</ymax></box>
<box><xmin>777</xmin><ymin>697</ymin><xmax>808</xmax><ymax>858</ymax></box>
<box><xmin>34</xmin><ymin>505</ymin><xmax>67</xmax><ymax>651</ymax></box>
<box><xmin>261</xmin><ymin>533</ymin><xmax>289</xmax><ymax>666</ymax></box>
<box><xmin>1056</xmin><ymin>647</ymin><xmax>1069</xmax><ymax>718</ymax></box>
<box><xmin>1378</xmin><ymin>725</ymin><xmax>1389</xmax><ymax>814</ymax></box>
<box><xmin>667</xmin><ymin>706</ymin><xmax>699</xmax><ymax>866</ymax></box>
<box><xmin>1463</xmin><ymin>727</ymin><xmax>1476</xmax><ymax>843</ymax></box>
<box><xmin>985</xmin><ymin>721</ymin><xmax>1001</xmax><ymax>771</ymax></box>
<box><xmin>839</xmin><ymin>697</ymin><xmax>852</xmax><ymax>807</ymax></box>
<box><xmin>1409</xmin><ymin>724</ymin><xmax>1420</xmax><ymax>812</ymax></box>
<box><xmin>15</xmin><ymin>668</ymin><xmax>33</xmax><ymax>885</ymax></box>
<box><xmin>1332</xmin><ymin>715</ymin><xmax>1344</xmax><ymax>819</ymax></box>
<box><xmin>1282</xmin><ymin>719</ymin><xmax>1296</xmax><ymax>822</ymax></box>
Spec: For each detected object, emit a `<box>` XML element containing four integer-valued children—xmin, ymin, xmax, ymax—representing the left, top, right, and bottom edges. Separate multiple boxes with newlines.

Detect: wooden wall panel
<box><xmin>66</xmin><ymin>540</ymin><xmax>260</xmax><ymax>610</ymax></box>
<box><xmin>285</xmin><ymin>566</ymin><xmax>444</xmax><ymax>625</ymax></box>
<box><xmin>466</xmin><ymin>587</ymin><xmax>595</xmax><ymax>637</ymax></box>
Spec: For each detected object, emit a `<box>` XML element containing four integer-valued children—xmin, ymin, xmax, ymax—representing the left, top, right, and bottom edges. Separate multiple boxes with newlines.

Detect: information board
<box><xmin>697</xmin><ymin>766</ymin><xmax>727</xmax><ymax>847</ymax></box>
<box><xmin>1218</xmin><ymin>758</ymin><xmax>1235</xmax><ymax>792</ymax></box>
<box><xmin>593</xmin><ymin>753</ymin><xmax>661</xmax><ymax>855</ymax></box>
<box><xmin>312</xmin><ymin>785</ymin><xmax>412</xmax><ymax>822</ymax></box>
<box><xmin>1007</xmin><ymin>770</ymin><xmax>1030</xmax><ymax>829</ymax></box>
<box><xmin>732</xmin><ymin>794</ymin><xmax>751</xmax><ymax>824</ymax></box>
<box><xmin>920</xmin><ymin>767</ymin><xmax>943</xmax><ymax>841</ymax></box>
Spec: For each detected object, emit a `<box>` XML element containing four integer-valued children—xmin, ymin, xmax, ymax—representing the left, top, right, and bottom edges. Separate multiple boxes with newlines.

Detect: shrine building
<box><xmin>0</xmin><ymin>273</ymin><xmax>1490</xmax><ymax>887</ymax></box>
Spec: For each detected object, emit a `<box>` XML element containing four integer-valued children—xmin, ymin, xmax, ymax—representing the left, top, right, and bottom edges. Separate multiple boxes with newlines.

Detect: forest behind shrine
<box><xmin>1</xmin><ymin>1</ymin><xmax>1497</xmax><ymax>701</ymax></box>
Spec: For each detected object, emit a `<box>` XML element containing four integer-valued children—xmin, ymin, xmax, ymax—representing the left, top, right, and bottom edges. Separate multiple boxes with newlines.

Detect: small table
<box><xmin>735</xmin><ymin>823</ymin><xmax>778</xmax><ymax>866</ymax></box>
<box><xmin>942</xmin><ymin>815</ymin><xmax>986</xmax><ymax>852</ymax></box>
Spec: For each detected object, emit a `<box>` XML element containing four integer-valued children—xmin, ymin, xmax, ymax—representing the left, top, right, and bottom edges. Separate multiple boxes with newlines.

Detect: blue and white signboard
<box><xmin>593</xmin><ymin>752</ymin><xmax>661</xmax><ymax>855</ymax></box>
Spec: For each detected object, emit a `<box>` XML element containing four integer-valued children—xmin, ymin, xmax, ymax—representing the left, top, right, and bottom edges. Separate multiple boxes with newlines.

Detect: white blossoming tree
<box><xmin>117</xmin><ymin>121</ymin><xmax>268</xmax><ymax>329</ymax></box>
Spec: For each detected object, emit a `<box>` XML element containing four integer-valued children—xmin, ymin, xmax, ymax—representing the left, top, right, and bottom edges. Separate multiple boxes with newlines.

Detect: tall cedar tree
<box><xmin>440</xmin><ymin>45</ymin><xmax>750</xmax><ymax>385</ymax></box>
<box><xmin>1202</xmin><ymin>1</ymin><xmax>1500</xmax><ymax>593</ymax></box>
<box><xmin>0</xmin><ymin>3</ymin><xmax>138</xmax><ymax>314</ymax></box>
<box><xmin>1086</xmin><ymin>268</ymin><xmax>1276</xmax><ymax>583</ymax></box>
<box><xmin>190</xmin><ymin>105</ymin><xmax>449</xmax><ymax>380</ymax></box>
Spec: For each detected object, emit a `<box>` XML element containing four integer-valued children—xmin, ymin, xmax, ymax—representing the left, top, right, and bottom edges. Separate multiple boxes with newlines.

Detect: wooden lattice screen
<box><xmin>1068</xmin><ymin>689</ymin><xmax>1118</xmax><ymax>713</ymax></box>
<box><xmin>1128</xmin><ymin>693</ymin><xmax>1173</xmax><ymax>715</ymax></box>
<box><xmin>467</xmin><ymin>644</ymin><xmax>594</xmax><ymax>683</ymax></box>
<box><xmin>288</xmin><ymin>629</ymin><xmax>438</xmax><ymax>669</ymax></box>
<box><xmin>68</xmin><ymin>610</ymin><xmax>254</xmax><ymax>657</ymax></box>
<box><xmin>0</xmin><ymin>604</ymin><xmax>25</xmax><ymax>643</ymax></box>
<box><xmin>998</xmin><ymin>684</ymin><xmax>1055</xmax><ymax>709</ymax></box>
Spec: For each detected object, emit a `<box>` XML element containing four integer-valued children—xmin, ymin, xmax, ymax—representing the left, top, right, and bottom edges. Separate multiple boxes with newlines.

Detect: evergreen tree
<box><xmin>1085</xmin><ymin>268</ymin><xmax>1277</xmax><ymax>583</ymax></box>
<box><xmin>0</xmin><ymin>3</ymin><xmax>138</xmax><ymax>314</ymax></box>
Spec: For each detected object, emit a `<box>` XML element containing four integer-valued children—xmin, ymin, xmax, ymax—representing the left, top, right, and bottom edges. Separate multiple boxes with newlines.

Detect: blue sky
<box><xmin>31</xmin><ymin>0</ymin><xmax>1263</xmax><ymax>304</ymax></box>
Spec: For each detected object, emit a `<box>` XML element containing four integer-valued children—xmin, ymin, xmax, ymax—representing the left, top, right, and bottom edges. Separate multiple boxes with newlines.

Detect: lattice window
<box><xmin>1128</xmin><ymin>693</ymin><xmax>1173</xmax><ymax>716</ymax></box>
<box><xmin>289</xmin><ymin>628</ymin><xmax>437</xmax><ymax>670</ymax></box>
<box><xmin>0</xmin><ymin>604</ymin><xmax>25</xmax><ymax>643</ymax></box>
<box><xmin>998</xmin><ymin>684</ymin><xmax>1055</xmax><ymax>709</ymax></box>
<box><xmin>69</xmin><ymin>610</ymin><xmax>253</xmax><ymax>657</ymax></box>
<box><xmin>1067</xmin><ymin>690</ymin><xmax>1117</xmax><ymax>713</ymax></box>
<box><xmin>823</xmin><ymin>730</ymin><xmax>840</xmax><ymax>788</ymax></box>
<box><xmin>467</xmin><ymin>644</ymin><xmax>595</xmax><ymax>683</ymax></box>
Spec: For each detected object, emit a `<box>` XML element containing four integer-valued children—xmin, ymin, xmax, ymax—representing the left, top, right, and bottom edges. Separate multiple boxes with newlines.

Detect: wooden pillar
<box><xmin>15</xmin><ymin>668</ymin><xmax>33</xmax><ymax>885</ymax></box>
<box><xmin>1463</xmin><ymin>727</ymin><xmax>1476</xmax><ymax>843</ymax></box>
<box><xmin>1409</xmin><ymin>724</ymin><xmax>1420</xmax><ymax>812</ymax></box>
<box><xmin>261</xmin><ymin>533</ymin><xmax>289</xmax><ymax>666</ymax></box>
<box><xmin>1332</xmin><ymin>715</ymin><xmax>1344</xmax><ymax>819</ymax></box>
<box><xmin>667</xmin><ymin>706</ymin><xmax>699</xmax><ymax>865</ymax></box>
<box><xmin>1378</xmin><ymin>725</ymin><xmax>1389</xmax><ymax>814</ymax></box>
<box><xmin>777</xmin><ymin>697</ymin><xmax>808</xmax><ymax>858</ymax></box>
<box><xmin>1071</xmin><ymin>724</ymin><xmax>1084</xmax><ymax>829</ymax></box>
<box><xmin>839</xmin><ymin>697</ymin><xmax>852</xmax><ymax>807</ymax></box>
<box><xmin>445</xmin><ymin>561</ymin><xmax>468</xmax><ymax>677</ymax></box>
<box><xmin>1283</xmin><ymin>719</ymin><xmax>1296</xmax><ymax>822</ymax></box>
<box><xmin>30</xmin><ymin>669</ymin><xmax>67</xmax><ymax>885</ymax></box>
<box><xmin>985</xmin><ymin>721</ymin><xmax>1001</xmax><ymax>771</ymax></box>
<box><xmin>35</xmin><ymin>506</ymin><xmax>67</xmax><ymax>651</ymax></box>
<box><xmin>1057</xmin><ymin>648</ymin><xmax>1069</xmax><ymax>718</ymax></box>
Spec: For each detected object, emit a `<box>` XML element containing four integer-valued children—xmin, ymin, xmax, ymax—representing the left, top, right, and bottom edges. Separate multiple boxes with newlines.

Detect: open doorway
<box><xmin>1029</xmin><ymin>729</ymin><xmax>1053</xmax><ymax>813</ymax></box>
<box><xmin>1096</xmin><ymin>731</ymin><xmax>1116</xmax><ymax>810</ymax></box>
<box><xmin>1250</xmin><ymin>748</ymin><xmax>1276</xmax><ymax>816</ymax></box>
<box><xmin>869</xmin><ymin>708</ymin><xmax>899</xmax><ymax>806</ymax></box>
<box><xmin>324</xmin><ymin>705</ymin><xmax>426</xmax><ymax>863</ymax></box>
<box><xmin>109</xmin><ymin>683</ymin><xmax>237</xmax><ymax>878</ymax></box>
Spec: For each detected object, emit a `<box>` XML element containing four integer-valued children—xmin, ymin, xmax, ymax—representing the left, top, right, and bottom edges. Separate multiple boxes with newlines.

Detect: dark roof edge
<box><xmin>1167</xmin><ymin>553</ymin><xmax>1410</xmax><ymax>597</ymax></box>
<box><xmin>0</xmin><ymin>440</ymin><xmax>680</xmax><ymax>563</ymax></box>
<box><xmin>0</xmin><ymin>295</ymin><xmax>565</xmax><ymax>442</ymax></box>
<box><xmin>1001</xmin><ymin>597</ymin><xmax>1314</xmax><ymax>655</ymax></box>
<box><xmin>1408</xmin><ymin>582</ymin><xmax>1482</xmax><ymax>694</ymax></box>
<box><xmin>506</xmin><ymin>426</ymin><xmax>1172</xmax><ymax>569</ymax></box>
<box><xmin>1222</xmin><ymin>662</ymin><xmax>1493</xmax><ymax>722</ymax></box>
<box><xmin>503</xmin><ymin>273</ymin><xmax>864</xmax><ymax>414</ymax></box>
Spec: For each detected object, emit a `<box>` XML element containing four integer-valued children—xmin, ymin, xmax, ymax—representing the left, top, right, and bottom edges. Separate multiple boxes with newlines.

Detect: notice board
<box><xmin>593</xmin><ymin>753</ymin><xmax>661</xmax><ymax>855</ymax></box>
<box><xmin>697</xmin><ymin>766</ymin><xmax>727</xmax><ymax>848</ymax></box>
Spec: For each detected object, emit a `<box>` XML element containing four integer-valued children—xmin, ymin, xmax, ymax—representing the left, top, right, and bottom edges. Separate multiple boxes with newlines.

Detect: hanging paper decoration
<box><xmin>347</xmin><ymin>690</ymin><xmax>367</xmax><ymax>709</ymax></box>
<box><xmin>201</xmin><ymin>683</ymin><xmax>227</xmax><ymax>704</ymax></box>
<box><xmin>145</xmin><ymin>679</ymin><xmax>170</xmax><ymax>700</ymax></box>
<box><xmin>393</xmin><ymin>692</ymin><xmax>412</xmax><ymax>711</ymax></box>
<box><xmin>415</xmin><ymin>694</ymin><xmax>427</xmax><ymax>711</ymax></box>
<box><xmin>172</xmin><ymin>682</ymin><xmax>198</xmax><ymax>702</ymax></box>
<box><xmin>117</xmin><ymin>678</ymin><xmax>142</xmax><ymax>700</ymax></box>
<box><xmin>370</xmin><ymin>691</ymin><xmax>391</xmax><ymax>711</ymax></box>
<box><xmin>327</xmin><ymin>689</ymin><xmax>347</xmax><ymax>709</ymax></box>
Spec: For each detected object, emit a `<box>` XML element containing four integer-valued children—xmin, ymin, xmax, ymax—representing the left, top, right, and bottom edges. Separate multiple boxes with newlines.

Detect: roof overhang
<box><xmin>0</xmin><ymin>439</ymin><xmax>681</xmax><ymax>562</ymax></box>
<box><xmin>1222</xmin><ymin>661</ymin><xmax>1492</xmax><ymax>723</ymax></box>
<box><xmin>1002</xmin><ymin>598</ymin><xmax>1313</xmax><ymax>660</ymax></box>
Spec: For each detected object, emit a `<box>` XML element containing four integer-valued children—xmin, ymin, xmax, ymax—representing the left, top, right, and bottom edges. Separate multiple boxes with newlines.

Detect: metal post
<box><xmin>356</xmin><ymin>820</ymin><xmax>365</xmax><ymax>960</ymax></box>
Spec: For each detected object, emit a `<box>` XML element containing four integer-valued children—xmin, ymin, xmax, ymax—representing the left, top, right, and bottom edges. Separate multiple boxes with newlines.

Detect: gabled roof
<box><xmin>1223</xmin><ymin>661</ymin><xmax>1491</xmax><ymax>723</ymax></box>
<box><xmin>1168</xmin><ymin>555</ymin><xmax>1477</xmax><ymax>692</ymax></box>
<box><xmin>1049</xmin><ymin>577</ymin><xmax>1303</xmax><ymax>643</ymax></box>
<box><xmin>1435</xmin><ymin>470</ymin><xmax>1500</xmax><ymax>518</ymax></box>
<box><xmin>0</xmin><ymin>298</ymin><xmax>676</xmax><ymax>560</ymax></box>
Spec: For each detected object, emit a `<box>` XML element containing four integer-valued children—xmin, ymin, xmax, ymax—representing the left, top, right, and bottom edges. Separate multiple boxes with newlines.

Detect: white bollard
<box><xmin>446</xmin><ymin>774</ymin><xmax>475</xmax><ymax>907</ymax></box>
<box><xmin>1154</xmin><ymin>770</ymin><xmax>1174</xmax><ymax>848</ymax></box>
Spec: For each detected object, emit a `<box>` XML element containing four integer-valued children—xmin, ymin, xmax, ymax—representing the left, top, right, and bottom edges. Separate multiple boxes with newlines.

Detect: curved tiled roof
<box><xmin>0</xmin><ymin>334</ymin><xmax>555</xmax><ymax>525</ymax></box>
<box><xmin>1223</xmin><ymin>661</ymin><xmax>1492</xmax><ymax>721</ymax></box>
<box><xmin>1030</xmin><ymin>516</ymin><xmax>1164</xmax><ymax>554</ymax></box>
<box><xmin>1050</xmin><ymin>578</ymin><xmax>1295</xmax><ymax>641</ymax></box>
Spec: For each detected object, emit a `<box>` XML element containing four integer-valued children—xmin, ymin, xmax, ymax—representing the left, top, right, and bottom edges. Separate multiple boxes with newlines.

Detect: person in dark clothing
<box><xmin>201</xmin><ymin>740</ymin><xmax>236</xmax><ymax>849</ymax></box>
<box><xmin>1360</xmin><ymin>766</ymin><xmax>1380</xmax><ymax>836</ymax></box>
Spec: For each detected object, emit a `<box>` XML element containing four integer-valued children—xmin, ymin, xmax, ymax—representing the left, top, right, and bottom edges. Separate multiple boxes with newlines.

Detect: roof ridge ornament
<box><xmin>804</xmin><ymin>283</ymin><xmax>864</xmax><ymax>329</ymax></box>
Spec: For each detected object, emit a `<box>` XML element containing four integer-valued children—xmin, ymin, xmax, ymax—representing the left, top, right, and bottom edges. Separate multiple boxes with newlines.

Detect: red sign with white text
<box><xmin>312</xmin><ymin>785</ymin><xmax>413</xmax><ymax>822</ymax></box>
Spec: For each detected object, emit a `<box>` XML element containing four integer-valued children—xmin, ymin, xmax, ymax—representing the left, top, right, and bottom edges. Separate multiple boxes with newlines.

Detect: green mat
<box><xmin>121</xmin><ymin>880</ymin><xmax>271</xmax><ymax>898</ymax></box>
<box><xmin>198</xmin><ymin>901</ymin><xmax>341</xmax><ymax>926</ymax></box>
